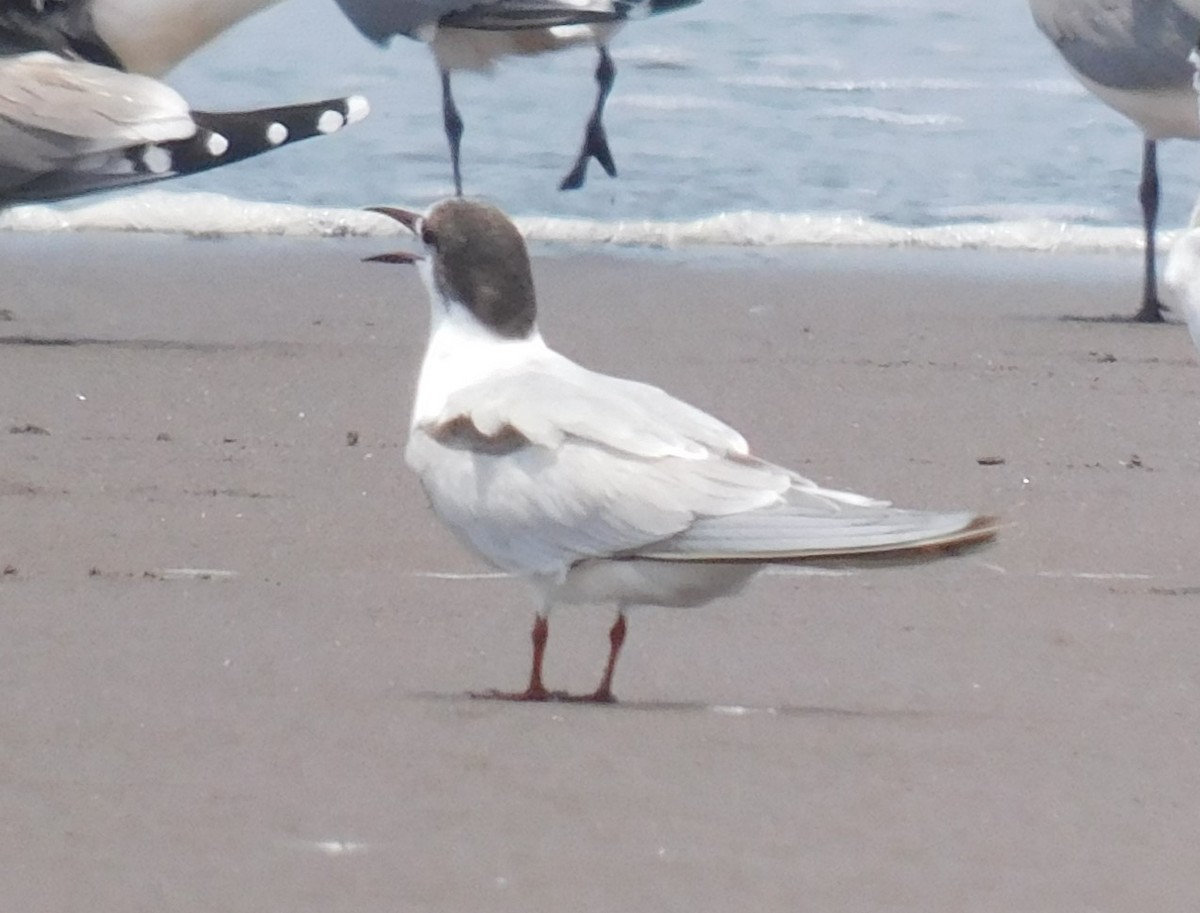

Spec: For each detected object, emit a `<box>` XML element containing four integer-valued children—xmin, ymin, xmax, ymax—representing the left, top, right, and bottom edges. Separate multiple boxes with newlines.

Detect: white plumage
<box><xmin>368</xmin><ymin>198</ymin><xmax>998</xmax><ymax>702</ymax></box>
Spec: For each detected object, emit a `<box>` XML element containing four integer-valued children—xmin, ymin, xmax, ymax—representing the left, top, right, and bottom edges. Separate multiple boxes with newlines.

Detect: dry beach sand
<box><xmin>2</xmin><ymin>234</ymin><xmax>1200</xmax><ymax>910</ymax></box>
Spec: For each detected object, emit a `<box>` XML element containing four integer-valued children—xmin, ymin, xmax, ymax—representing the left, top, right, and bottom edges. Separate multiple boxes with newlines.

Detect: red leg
<box><xmin>473</xmin><ymin>614</ymin><xmax>562</xmax><ymax>701</ymax></box>
<box><xmin>566</xmin><ymin>613</ymin><xmax>626</xmax><ymax>704</ymax></box>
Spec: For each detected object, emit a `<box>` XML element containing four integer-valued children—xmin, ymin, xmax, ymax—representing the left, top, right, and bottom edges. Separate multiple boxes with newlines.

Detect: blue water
<box><xmin>14</xmin><ymin>0</ymin><xmax>1200</xmax><ymax>249</ymax></box>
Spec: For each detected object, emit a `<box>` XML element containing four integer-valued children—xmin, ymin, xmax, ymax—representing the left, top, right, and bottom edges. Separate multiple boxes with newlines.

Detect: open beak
<box><xmin>364</xmin><ymin>205</ymin><xmax>423</xmax><ymax>264</ymax></box>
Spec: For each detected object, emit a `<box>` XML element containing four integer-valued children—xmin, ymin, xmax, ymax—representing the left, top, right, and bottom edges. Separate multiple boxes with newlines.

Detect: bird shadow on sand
<box><xmin>409</xmin><ymin>690</ymin><xmax>935</xmax><ymax>721</ymax></box>
<box><xmin>1057</xmin><ymin>313</ymin><xmax>1182</xmax><ymax>325</ymax></box>
<box><xmin>0</xmin><ymin>335</ymin><xmax>239</xmax><ymax>351</ymax></box>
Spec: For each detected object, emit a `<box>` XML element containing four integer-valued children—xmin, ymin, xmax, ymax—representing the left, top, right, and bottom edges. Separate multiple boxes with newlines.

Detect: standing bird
<box><xmin>1029</xmin><ymin>0</ymin><xmax>1200</xmax><ymax>323</ymax></box>
<box><xmin>331</xmin><ymin>0</ymin><xmax>701</xmax><ymax>194</ymax></box>
<box><xmin>0</xmin><ymin>0</ymin><xmax>368</xmax><ymax>203</ymax></box>
<box><xmin>364</xmin><ymin>198</ymin><xmax>999</xmax><ymax>703</ymax></box>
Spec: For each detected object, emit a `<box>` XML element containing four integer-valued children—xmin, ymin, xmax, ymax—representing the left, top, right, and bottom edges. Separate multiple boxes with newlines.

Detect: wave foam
<box><xmin>0</xmin><ymin>190</ymin><xmax>1159</xmax><ymax>254</ymax></box>
<box><xmin>0</xmin><ymin>190</ymin><xmax>385</xmax><ymax>238</ymax></box>
<box><xmin>517</xmin><ymin>211</ymin><xmax>1153</xmax><ymax>253</ymax></box>
<box><xmin>815</xmin><ymin>105</ymin><xmax>962</xmax><ymax>127</ymax></box>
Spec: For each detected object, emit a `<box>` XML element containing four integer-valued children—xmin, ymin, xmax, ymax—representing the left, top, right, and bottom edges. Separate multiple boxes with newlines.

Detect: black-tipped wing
<box><xmin>0</xmin><ymin>52</ymin><xmax>368</xmax><ymax>204</ymax></box>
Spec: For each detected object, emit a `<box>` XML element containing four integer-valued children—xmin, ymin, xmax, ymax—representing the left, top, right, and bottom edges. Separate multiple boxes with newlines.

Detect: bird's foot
<box><xmin>469</xmin><ymin>686</ymin><xmax>616</xmax><ymax>704</ymax></box>
<box><xmin>1133</xmin><ymin>298</ymin><xmax>1168</xmax><ymax>323</ymax></box>
<box><xmin>470</xmin><ymin>685</ymin><xmax>569</xmax><ymax>702</ymax></box>
<box><xmin>559</xmin><ymin>126</ymin><xmax>617</xmax><ymax>191</ymax></box>
<box><xmin>560</xmin><ymin>687</ymin><xmax>617</xmax><ymax>704</ymax></box>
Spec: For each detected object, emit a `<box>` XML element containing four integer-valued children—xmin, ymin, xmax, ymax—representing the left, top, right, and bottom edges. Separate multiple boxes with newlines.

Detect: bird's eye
<box><xmin>422</xmin><ymin>227</ymin><xmax>437</xmax><ymax>247</ymax></box>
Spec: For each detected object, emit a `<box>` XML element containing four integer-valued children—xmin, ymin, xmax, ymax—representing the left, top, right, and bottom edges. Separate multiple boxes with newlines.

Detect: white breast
<box><xmin>91</xmin><ymin>0</ymin><xmax>286</xmax><ymax>75</ymax></box>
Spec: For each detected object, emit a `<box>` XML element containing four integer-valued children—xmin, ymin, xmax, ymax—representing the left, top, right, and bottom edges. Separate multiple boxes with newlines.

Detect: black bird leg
<box><xmin>1135</xmin><ymin>137</ymin><xmax>1166</xmax><ymax>323</ymax></box>
<box><xmin>441</xmin><ymin>70</ymin><xmax>465</xmax><ymax>196</ymax></box>
<box><xmin>559</xmin><ymin>45</ymin><xmax>618</xmax><ymax>191</ymax></box>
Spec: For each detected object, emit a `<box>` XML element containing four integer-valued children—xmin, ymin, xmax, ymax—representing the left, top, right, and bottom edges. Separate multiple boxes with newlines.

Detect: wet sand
<box><xmin>3</xmin><ymin>234</ymin><xmax>1200</xmax><ymax>910</ymax></box>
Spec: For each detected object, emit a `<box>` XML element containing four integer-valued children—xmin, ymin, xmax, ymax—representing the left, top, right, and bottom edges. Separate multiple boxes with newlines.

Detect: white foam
<box><xmin>615</xmin><ymin>93</ymin><xmax>730</xmax><ymax>112</ymax></box>
<box><xmin>932</xmin><ymin>202</ymin><xmax>1116</xmax><ymax>224</ymax></box>
<box><xmin>722</xmin><ymin>75</ymin><xmax>1085</xmax><ymax>97</ymax></box>
<box><xmin>723</xmin><ymin>75</ymin><xmax>982</xmax><ymax>92</ymax></box>
<box><xmin>613</xmin><ymin>44</ymin><xmax>695</xmax><ymax>69</ymax></box>
<box><xmin>0</xmin><ymin>190</ymin><xmax>388</xmax><ymax>238</ymax></box>
<box><xmin>0</xmin><ymin>189</ymin><xmax>1163</xmax><ymax>254</ymax></box>
<box><xmin>514</xmin><ymin>211</ymin><xmax>1156</xmax><ymax>254</ymax></box>
<box><xmin>815</xmin><ymin>105</ymin><xmax>962</xmax><ymax>127</ymax></box>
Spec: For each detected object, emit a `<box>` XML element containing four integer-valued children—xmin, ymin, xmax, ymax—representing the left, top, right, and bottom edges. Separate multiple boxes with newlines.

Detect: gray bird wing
<box><xmin>407</xmin><ymin>357</ymin><xmax>991</xmax><ymax>577</ymax></box>
<box><xmin>1028</xmin><ymin>0</ymin><xmax>1199</xmax><ymax>92</ymax></box>
<box><xmin>331</xmin><ymin>0</ymin><xmax>625</xmax><ymax>42</ymax></box>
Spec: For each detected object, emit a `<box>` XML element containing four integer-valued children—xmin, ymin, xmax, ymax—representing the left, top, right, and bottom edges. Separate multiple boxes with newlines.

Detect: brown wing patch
<box><xmin>425</xmin><ymin>415</ymin><xmax>531</xmax><ymax>456</ymax></box>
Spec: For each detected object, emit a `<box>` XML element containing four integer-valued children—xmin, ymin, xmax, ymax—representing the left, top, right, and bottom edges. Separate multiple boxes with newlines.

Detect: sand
<box><xmin>2</xmin><ymin>234</ymin><xmax>1200</xmax><ymax>911</ymax></box>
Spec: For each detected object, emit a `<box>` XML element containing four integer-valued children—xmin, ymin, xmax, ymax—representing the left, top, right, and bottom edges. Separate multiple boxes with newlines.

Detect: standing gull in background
<box><xmin>0</xmin><ymin>0</ymin><xmax>368</xmax><ymax>203</ymax></box>
<box><xmin>332</xmin><ymin>0</ymin><xmax>701</xmax><ymax>194</ymax></box>
<box><xmin>364</xmin><ymin>198</ymin><xmax>999</xmax><ymax>703</ymax></box>
<box><xmin>1029</xmin><ymin>0</ymin><xmax>1200</xmax><ymax>322</ymax></box>
<box><xmin>1163</xmin><ymin>43</ymin><xmax>1200</xmax><ymax>352</ymax></box>
<box><xmin>1162</xmin><ymin>222</ymin><xmax>1200</xmax><ymax>351</ymax></box>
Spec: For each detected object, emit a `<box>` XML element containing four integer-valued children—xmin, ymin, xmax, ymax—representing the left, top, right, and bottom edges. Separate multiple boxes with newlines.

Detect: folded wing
<box><xmin>410</xmin><ymin>359</ymin><xmax>994</xmax><ymax>576</ymax></box>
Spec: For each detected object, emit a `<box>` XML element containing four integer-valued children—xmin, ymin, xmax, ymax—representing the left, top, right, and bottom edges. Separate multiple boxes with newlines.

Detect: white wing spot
<box><xmin>205</xmin><ymin>132</ymin><xmax>230</xmax><ymax>157</ymax></box>
<box><xmin>266</xmin><ymin>122</ymin><xmax>288</xmax><ymax>145</ymax></box>
<box><xmin>345</xmin><ymin>95</ymin><xmax>370</xmax><ymax>124</ymax></box>
<box><xmin>142</xmin><ymin>145</ymin><xmax>172</xmax><ymax>174</ymax></box>
<box><xmin>317</xmin><ymin>109</ymin><xmax>346</xmax><ymax>134</ymax></box>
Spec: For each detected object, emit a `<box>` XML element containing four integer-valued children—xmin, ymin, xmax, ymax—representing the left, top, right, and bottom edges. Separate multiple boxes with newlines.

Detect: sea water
<box><xmin>5</xmin><ymin>0</ymin><xmax>1198</xmax><ymax>255</ymax></box>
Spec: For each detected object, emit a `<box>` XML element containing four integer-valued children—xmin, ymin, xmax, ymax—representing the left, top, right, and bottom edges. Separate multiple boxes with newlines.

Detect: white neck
<box><xmin>410</xmin><ymin>261</ymin><xmax>546</xmax><ymax>428</ymax></box>
<box><xmin>91</xmin><ymin>0</ymin><xmax>286</xmax><ymax>75</ymax></box>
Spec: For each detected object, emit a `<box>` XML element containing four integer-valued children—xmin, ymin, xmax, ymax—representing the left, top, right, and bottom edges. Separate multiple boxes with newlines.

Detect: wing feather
<box><xmin>0</xmin><ymin>52</ymin><xmax>193</xmax><ymax>184</ymax></box>
<box><xmin>332</xmin><ymin>0</ymin><xmax>621</xmax><ymax>42</ymax></box>
<box><xmin>408</xmin><ymin>364</ymin><xmax>993</xmax><ymax>578</ymax></box>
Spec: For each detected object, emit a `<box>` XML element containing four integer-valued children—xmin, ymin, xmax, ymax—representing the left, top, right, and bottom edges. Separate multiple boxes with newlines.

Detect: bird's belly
<box><xmin>555</xmin><ymin>558</ymin><xmax>760</xmax><ymax>608</ymax></box>
<box><xmin>1073</xmin><ymin>73</ymin><xmax>1200</xmax><ymax>139</ymax></box>
<box><xmin>407</xmin><ymin>436</ymin><xmax>573</xmax><ymax>576</ymax></box>
<box><xmin>433</xmin><ymin>28</ymin><xmax>592</xmax><ymax>72</ymax></box>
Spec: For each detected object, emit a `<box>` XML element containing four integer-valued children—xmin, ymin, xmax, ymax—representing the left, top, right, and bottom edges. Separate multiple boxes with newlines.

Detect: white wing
<box><xmin>407</xmin><ymin>359</ymin><xmax>993</xmax><ymax>578</ymax></box>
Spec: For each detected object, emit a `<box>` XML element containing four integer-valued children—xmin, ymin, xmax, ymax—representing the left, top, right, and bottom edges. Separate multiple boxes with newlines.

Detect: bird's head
<box><xmin>366</xmin><ymin>198</ymin><xmax>536</xmax><ymax>340</ymax></box>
